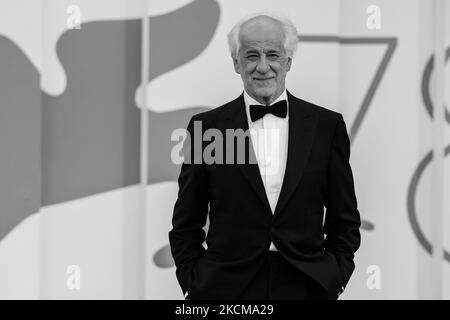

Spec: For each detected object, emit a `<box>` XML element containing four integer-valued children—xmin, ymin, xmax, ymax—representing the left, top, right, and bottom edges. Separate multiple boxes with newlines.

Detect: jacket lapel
<box><xmin>223</xmin><ymin>94</ymin><xmax>272</xmax><ymax>214</ymax></box>
<box><xmin>273</xmin><ymin>91</ymin><xmax>318</xmax><ymax>218</ymax></box>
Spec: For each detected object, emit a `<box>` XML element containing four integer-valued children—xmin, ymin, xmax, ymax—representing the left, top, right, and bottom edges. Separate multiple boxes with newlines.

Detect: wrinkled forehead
<box><xmin>238</xmin><ymin>16</ymin><xmax>285</xmax><ymax>51</ymax></box>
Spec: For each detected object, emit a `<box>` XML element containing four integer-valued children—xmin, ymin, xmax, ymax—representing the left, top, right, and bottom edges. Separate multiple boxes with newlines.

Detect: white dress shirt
<box><xmin>244</xmin><ymin>89</ymin><xmax>289</xmax><ymax>251</ymax></box>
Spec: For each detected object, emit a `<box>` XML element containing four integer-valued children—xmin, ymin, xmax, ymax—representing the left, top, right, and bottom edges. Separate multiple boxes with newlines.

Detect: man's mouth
<box><xmin>254</xmin><ymin>77</ymin><xmax>275</xmax><ymax>81</ymax></box>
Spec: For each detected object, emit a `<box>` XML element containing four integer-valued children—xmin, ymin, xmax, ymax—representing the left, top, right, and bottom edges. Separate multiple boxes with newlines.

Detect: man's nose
<box><xmin>255</xmin><ymin>56</ymin><xmax>270</xmax><ymax>73</ymax></box>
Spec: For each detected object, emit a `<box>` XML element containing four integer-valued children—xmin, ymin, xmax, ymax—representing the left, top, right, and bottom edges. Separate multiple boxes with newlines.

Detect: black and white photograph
<box><xmin>0</xmin><ymin>0</ymin><xmax>449</xmax><ymax>308</ymax></box>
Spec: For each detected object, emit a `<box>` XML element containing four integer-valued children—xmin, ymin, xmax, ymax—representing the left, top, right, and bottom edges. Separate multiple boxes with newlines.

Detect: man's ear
<box><xmin>286</xmin><ymin>57</ymin><xmax>292</xmax><ymax>72</ymax></box>
<box><xmin>232</xmin><ymin>56</ymin><xmax>240</xmax><ymax>74</ymax></box>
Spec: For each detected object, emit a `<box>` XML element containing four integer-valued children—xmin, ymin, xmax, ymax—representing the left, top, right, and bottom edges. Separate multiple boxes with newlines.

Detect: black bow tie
<box><xmin>249</xmin><ymin>100</ymin><xmax>287</xmax><ymax>122</ymax></box>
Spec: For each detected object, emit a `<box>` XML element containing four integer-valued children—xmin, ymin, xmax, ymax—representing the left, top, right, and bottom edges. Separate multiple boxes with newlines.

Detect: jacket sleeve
<box><xmin>323</xmin><ymin>113</ymin><xmax>361</xmax><ymax>292</ymax></box>
<box><xmin>168</xmin><ymin>115</ymin><xmax>209</xmax><ymax>296</ymax></box>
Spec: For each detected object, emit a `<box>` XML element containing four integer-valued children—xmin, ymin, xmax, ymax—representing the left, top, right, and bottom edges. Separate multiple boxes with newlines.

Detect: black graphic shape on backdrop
<box><xmin>421</xmin><ymin>46</ymin><xmax>450</xmax><ymax>124</ymax></box>
<box><xmin>42</xmin><ymin>0</ymin><xmax>219</xmax><ymax>206</ymax></box>
<box><xmin>0</xmin><ymin>0</ymin><xmax>219</xmax><ymax>242</ymax></box>
<box><xmin>299</xmin><ymin>36</ymin><xmax>397</xmax><ymax>144</ymax></box>
<box><xmin>407</xmin><ymin>145</ymin><xmax>450</xmax><ymax>263</ymax></box>
<box><xmin>407</xmin><ymin>45</ymin><xmax>450</xmax><ymax>263</ymax></box>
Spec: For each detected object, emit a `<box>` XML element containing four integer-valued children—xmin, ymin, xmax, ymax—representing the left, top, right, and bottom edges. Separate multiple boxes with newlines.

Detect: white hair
<box><xmin>227</xmin><ymin>12</ymin><xmax>299</xmax><ymax>59</ymax></box>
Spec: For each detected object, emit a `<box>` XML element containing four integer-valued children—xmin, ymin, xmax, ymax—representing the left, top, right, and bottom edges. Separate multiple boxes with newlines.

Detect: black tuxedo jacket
<box><xmin>169</xmin><ymin>91</ymin><xmax>361</xmax><ymax>300</ymax></box>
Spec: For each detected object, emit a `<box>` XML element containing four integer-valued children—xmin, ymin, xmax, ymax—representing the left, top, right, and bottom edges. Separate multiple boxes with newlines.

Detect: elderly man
<box><xmin>169</xmin><ymin>13</ymin><xmax>361</xmax><ymax>300</ymax></box>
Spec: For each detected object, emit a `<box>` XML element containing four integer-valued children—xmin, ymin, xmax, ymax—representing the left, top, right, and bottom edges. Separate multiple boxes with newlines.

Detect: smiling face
<box><xmin>233</xmin><ymin>16</ymin><xmax>292</xmax><ymax>105</ymax></box>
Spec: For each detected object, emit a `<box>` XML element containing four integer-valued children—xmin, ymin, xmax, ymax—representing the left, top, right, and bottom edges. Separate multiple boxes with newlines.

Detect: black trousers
<box><xmin>237</xmin><ymin>251</ymin><xmax>327</xmax><ymax>300</ymax></box>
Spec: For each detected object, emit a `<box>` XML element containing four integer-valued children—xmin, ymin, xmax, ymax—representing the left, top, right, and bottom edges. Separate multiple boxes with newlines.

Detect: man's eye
<box><xmin>246</xmin><ymin>55</ymin><xmax>258</xmax><ymax>59</ymax></box>
<box><xmin>268</xmin><ymin>54</ymin><xmax>279</xmax><ymax>58</ymax></box>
